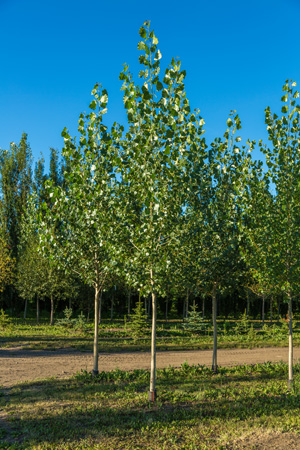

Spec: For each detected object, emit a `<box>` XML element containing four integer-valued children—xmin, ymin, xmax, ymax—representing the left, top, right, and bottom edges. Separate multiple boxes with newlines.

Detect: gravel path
<box><xmin>1</xmin><ymin>346</ymin><xmax>300</xmax><ymax>387</ymax></box>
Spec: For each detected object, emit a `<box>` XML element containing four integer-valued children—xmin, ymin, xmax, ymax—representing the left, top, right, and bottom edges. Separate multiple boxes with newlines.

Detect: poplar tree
<box><xmin>258</xmin><ymin>80</ymin><xmax>300</xmax><ymax>387</ymax></box>
<box><xmin>38</xmin><ymin>85</ymin><xmax>121</xmax><ymax>374</ymax></box>
<box><xmin>115</xmin><ymin>21</ymin><xmax>206</xmax><ymax>400</ymax></box>
<box><xmin>190</xmin><ymin>113</ymin><xmax>254</xmax><ymax>372</ymax></box>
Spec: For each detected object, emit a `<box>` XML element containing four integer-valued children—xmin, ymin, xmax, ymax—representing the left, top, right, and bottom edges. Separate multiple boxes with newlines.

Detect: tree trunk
<box><xmin>246</xmin><ymin>290</ymin><xmax>250</xmax><ymax>319</ymax></box>
<box><xmin>98</xmin><ymin>290</ymin><xmax>102</xmax><ymax>324</ymax></box>
<box><xmin>277</xmin><ymin>296</ymin><xmax>281</xmax><ymax>321</ymax></box>
<box><xmin>93</xmin><ymin>285</ymin><xmax>100</xmax><ymax>376</ymax></box>
<box><xmin>149</xmin><ymin>269</ymin><xmax>157</xmax><ymax>402</ymax></box>
<box><xmin>110</xmin><ymin>287</ymin><xmax>114</xmax><ymax>321</ymax></box>
<box><xmin>202</xmin><ymin>296</ymin><xmax>205</xmax><ymax>319</ymax></box>
<box><xmin>127</xmin><ymin>289</ymin><xmax>131</xmax><ymax>316</ymax></box>
<box><xmin>288</xmin><ymin>291</ymin><xmax>293</xmax><ymax>389</ymax></box>
<box><xmin>165</xmin><ymin>297</ymin><xmax>168</xmax><ymax>323</ymax></box>
<box><xmin>262</xmin><ymin>294</ymin><xmax>265</xmax><ymax>326</ymax></box>
<box><xmin>50</xmin><ymin>294</ymin><xmax>54</xmax><ymax>326</ymax></box>
<box><xmin>24</xmin><ymin>298</ymin><xmax>28</xmax><ymax>319</ymax></box>
<box><xmin>182</xmin><ymin>295</ymin><xmax>185</xmax><ymax>322</ymax></box>
<box><xmin>69</xmin><ymin>298</ymin><xmax>72</xmax><ymax>309</ymax></box>
<box><xmin>144</xmin><ymin>296</ymin><xmax>147</xmax><ymax>321</ymax></box>
<box><xmin>212</xmin><ymin>282</ymin><xmax>218</xmax><ymax>373</ymax></box>
<box><xmin>186</xmin><ymin>289</ymin><xmax>189</xmax><ymax>319</ymax></box>
<box><xmin>36</xmin><ymin>296</ymin><xmax>40</xmax><ymax>324</ymax></box>
<box><xmin>270</xmin><ymin>296</ymin><xmax>273</xmax><ymax>324</ymax></box>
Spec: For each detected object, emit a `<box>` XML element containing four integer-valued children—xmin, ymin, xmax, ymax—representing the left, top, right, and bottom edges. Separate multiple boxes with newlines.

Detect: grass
<box><xmin>0</xmin><ymin>317</ymin><xmax>300</xmax><ymax>352</ymax></box>
<box><xmin>1</xmin><ymin>362</ymin><xmax>300</xmax><ymax>449</ymax></box>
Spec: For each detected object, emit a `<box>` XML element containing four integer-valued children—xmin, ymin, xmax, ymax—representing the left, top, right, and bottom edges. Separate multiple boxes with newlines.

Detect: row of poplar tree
<box><xmin>1</xmin><ymin>22</ymin><xmax>300</xmax><ymax>395</ymax></box>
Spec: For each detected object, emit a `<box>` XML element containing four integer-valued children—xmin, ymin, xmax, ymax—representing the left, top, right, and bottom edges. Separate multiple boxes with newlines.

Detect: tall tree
<box><xmin>0</xmin><ymin>133</ymin><xmax>32</xmax><ymax>257</ymax></box>
<box><xmin>190</xmin><ymin>113</ymin><xmax>254</xmax><ymax>372</ymax></box>
<box><xmin>115</xmin><ymin>21</ymin><xmax>206</xmax><ymax>400</ymax></box>
<box><xmin>37</xmin><ymin>85</ymin><xmax>121</xmax><ymax>373</ymax></box>
<box><xmin>256</xmin><ymin>80</ymin><xmax>300</xmax><ymax>388</ymax></box>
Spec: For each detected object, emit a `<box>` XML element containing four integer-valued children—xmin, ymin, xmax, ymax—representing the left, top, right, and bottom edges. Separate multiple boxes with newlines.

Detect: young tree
<box><xmin>257</xmin><ymin>80</ymin><xmax>300</xmax><ymax>387</ymax></box>
<box><xmin>190</xmin><ymin>113</ymin><xmax>254</xmax><ymax>372</ymax></box>
<box><xmin>38</xmin><ymin>85</ymin><xmax>121</xmax><ymax>374</ymax></box>
<box><xmin>115</xmin><ymin>21</ymin><xmax>206</xmax><ymax>400</ymax></box>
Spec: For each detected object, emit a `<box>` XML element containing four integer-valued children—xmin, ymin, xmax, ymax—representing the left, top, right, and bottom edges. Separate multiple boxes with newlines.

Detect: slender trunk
<box><xmin>36</xmin><ymin>296</ymin><xmax>40</xmax><ymax>324</ymax></box>
<box><xmin>50</xmin><ymin>294</ymin><xmax>54</xmax><ymax>326</ymax></box>
<box><xmin>98</xmin><ymin>290</ymin><xmax>102</xmax><ymax>324</ymax></box>
<box><xmin>165</xmin><ymin>297</ymin><xmax>168</xmax><ymax>323</ymax></box>
<box><xmin>288</xmin><ymin>291</ymin><xmax>293</xmax><ymax>389</ymax></box>
<box><xmin>262</xmin><ymin>294</ymin><xmax>265</xmax><ymax>326</ymax></box>
<box><xmin>202</xmin><ymin>296</ymin><xmax>205</xmax><ymax>319</ymax></box>
<box><xmin>24</xmin><ymin>298</ymin><xmax>28</xmax><ymax>319</ymax></box>
<box><xmin>127</xmin><ymin>289</ymin><xmax>131</xmax><ymax>316</ymax></box>
<box><xmin>246</xmin><ymin>290</ymin><xmax>250</xmax><ymax>319</ymax></box>
<box><xmin>149</xmin><ymin>269</ymin><xmax>157</xmax><ymax>402</ymax></box>
<box><xmin>69</xmin><ymin>298</ymin><xmax>72</xmax><ymax>309</ymax></box>
<box><xmin>270</xmin><ymin>296</ymin><xmax>273</xmax><ymax>325</ymax></box>
<box><xmin>93</xmin><ymin>285</ymin><xmax>100</xmax><ymax>376</ymax></box>
<box><xmin>110</xmin><ymin>289</ymin><xmax>114</xmax><ymax>321</ymax></box>
<box><xmin>186</xmin><ymin>289</ymin><xmax>189</xmax><ymax>319</ymax></box>
<box><xmin>212</xmin><ymin>282</ymin><xmax>218</xmax><ymax>373</ymax></box>
<box><xmin>182</xmin><ymin>295</ymin><xmax>185</xmax><ymax>322</ymax></box>
<box><xmin>277</xmin><ymin>296</ymin><xmax>281</xmax><ymax>321</ymax></box>
<box><xmin>144</xmin><ymin>296</ymin><xmax>147</xmax><ymax>320</ymax></box>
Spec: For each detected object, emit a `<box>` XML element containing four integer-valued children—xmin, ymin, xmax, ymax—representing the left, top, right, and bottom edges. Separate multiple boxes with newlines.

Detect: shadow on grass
<box><xmin>4</xmin><ymin>376</ymin><xmax>300</xmax><ymax>449</ymax></box>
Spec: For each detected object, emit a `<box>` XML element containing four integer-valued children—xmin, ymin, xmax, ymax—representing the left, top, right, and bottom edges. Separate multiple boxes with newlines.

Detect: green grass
<box><xmin>1</xmin><ymin>362</ymin><xmax>300</xmax><ymax>449</ymax></box>
<box><xmin>0</xmin><ymin>318</ymin><xmax>299</xmax><ymax>352</ymax></box>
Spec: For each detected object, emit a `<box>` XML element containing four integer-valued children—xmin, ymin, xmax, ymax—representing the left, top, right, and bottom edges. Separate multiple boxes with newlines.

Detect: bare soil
<box><xmin>1</xmin><ymin>345</ymin><xmax>300</xmax><ymax>387</ymax></box>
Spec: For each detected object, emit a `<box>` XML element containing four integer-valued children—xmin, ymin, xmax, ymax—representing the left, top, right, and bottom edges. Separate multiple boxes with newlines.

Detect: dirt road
<box><xmin>1</xmin><ymin>346</ymin><xmax>299</xmax><ymax>387</ymax></box>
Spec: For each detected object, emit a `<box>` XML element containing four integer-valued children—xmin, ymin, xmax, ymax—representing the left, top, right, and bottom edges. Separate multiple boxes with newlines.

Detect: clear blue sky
<box><xmin>1</xmin><ymin>0</ymin><xmax>300</xmax><ymax>170</ymax></box>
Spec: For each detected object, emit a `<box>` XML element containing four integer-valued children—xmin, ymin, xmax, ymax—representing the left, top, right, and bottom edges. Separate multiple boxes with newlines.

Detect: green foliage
<box><xmin>182</xmin><ymin>303</ymin><xmax>207</xmax><ymax>334</ymax></box>
<box><xmin>56</xmin><ymin>307</ymin><xmax>88</xmax><ymax>332</ymax></box>
<box><xmin>0</xmin><ymin>308</ymin><xmax>11</xmax><ymax>329</ymax></box>
<box><xmin>129</xmin><ymin>296</ymin><xmax>148</xmax><ymax>338</ymax></box>
<box><xmin>234</xmin><ymin>310</ymin><xmax>250</xmax><ymax>334</ymax></box>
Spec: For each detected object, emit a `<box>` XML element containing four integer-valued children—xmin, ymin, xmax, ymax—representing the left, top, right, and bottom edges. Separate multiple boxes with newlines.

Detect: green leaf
<box><xmin>281</xmin><ymin>105</ymin><xmax>288</xmax><ymax>114</ymax></box>
<box><xmin>139</xmin><ymin>26</ymin><xmax>147</xmax><ymax>38</ymax></box>
<box><xmin>152</xmin><ymin>36</ymin><xmax>158</xmax><ymax>45</ymax></box>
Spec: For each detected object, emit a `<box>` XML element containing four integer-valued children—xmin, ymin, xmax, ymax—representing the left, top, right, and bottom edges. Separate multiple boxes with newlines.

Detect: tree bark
<box><xmin>127</xmin><ymin>289</ymin><xmax>131</xmax><ymax>316</ymax></box>
<box><xmin>270</xmin><ymin>296</ymin><xmax>273</xmax><ymax>324</ymax></box>
<box><xmin>246</xmin><ymin>290</ymin><xmax>250</xmax><ymax>319</ymax></box>
<box><xmin>262</xmin><ymin>294</ymin><xmax>265</xmax><ymax>326</ymax></box>
<box><xmin>149</xmin><ymin>269</ymin><xmax>157</xmax><ymax>402</ymax></box>
<box><xmin>110</xmin><ymin>287</ymin><xmax>114</xmax><ymax>321</ymax></box>
<box><xmin>277</xmin><ymin>296</ymin><xmax>281</xmax><ymax>321</ymax></box>
<box><xmin>36</xmin><ymin>296</ymin><xmax>40</xmax><ymax>324</ymax></box>
<box><xmin>202</xmin><ymin>296</ymin><xmax>205</xmax><ymax>319</ymax></box>
<box><xmin>50</xmin><ymin>294</ymin><xmax>54</xmax><ymax>326</ymax></box>
<box><xmin>165</xmin><ymin>297</ymin><xmax>168</xmax><ymax>323</ymax></box>
<box><xmin>24</xmin><ymin>298</ymin><xmax>28</xmax><ymax>319</ymax></box>
<box><xmin>98</xmin><ymin>290</ymin><xmax>102</xmax><ymax>325</ymax></box>
<box><xmin>93</xmin><ymin>285</ymin><xmax>100</xmax><ymax>376</ymax></box>
<box><xmin>186</xmin><ymin>289</ymin><xmax>189</xmax><ymax>319</ymax></box>
<box><xmin>288</xmin><ymin>291</ymin><xmax>293</xmax><ymax>389</ymax></box>
<box><xmin>212</xmin><ymin>282</ymin><xmax>218</xmax><ymax>373</ymax></box>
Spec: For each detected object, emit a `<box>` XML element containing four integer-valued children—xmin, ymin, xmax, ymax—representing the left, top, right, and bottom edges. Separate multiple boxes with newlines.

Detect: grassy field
<box><xmin>0</xmin><ymin>317</ymin><xmax>299</xmax><ymax>352</ymax></box>
<box><xmin>1</xmin><ymin>362</ymin><xmax>300</xmax><ymax>449</ymax></box>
